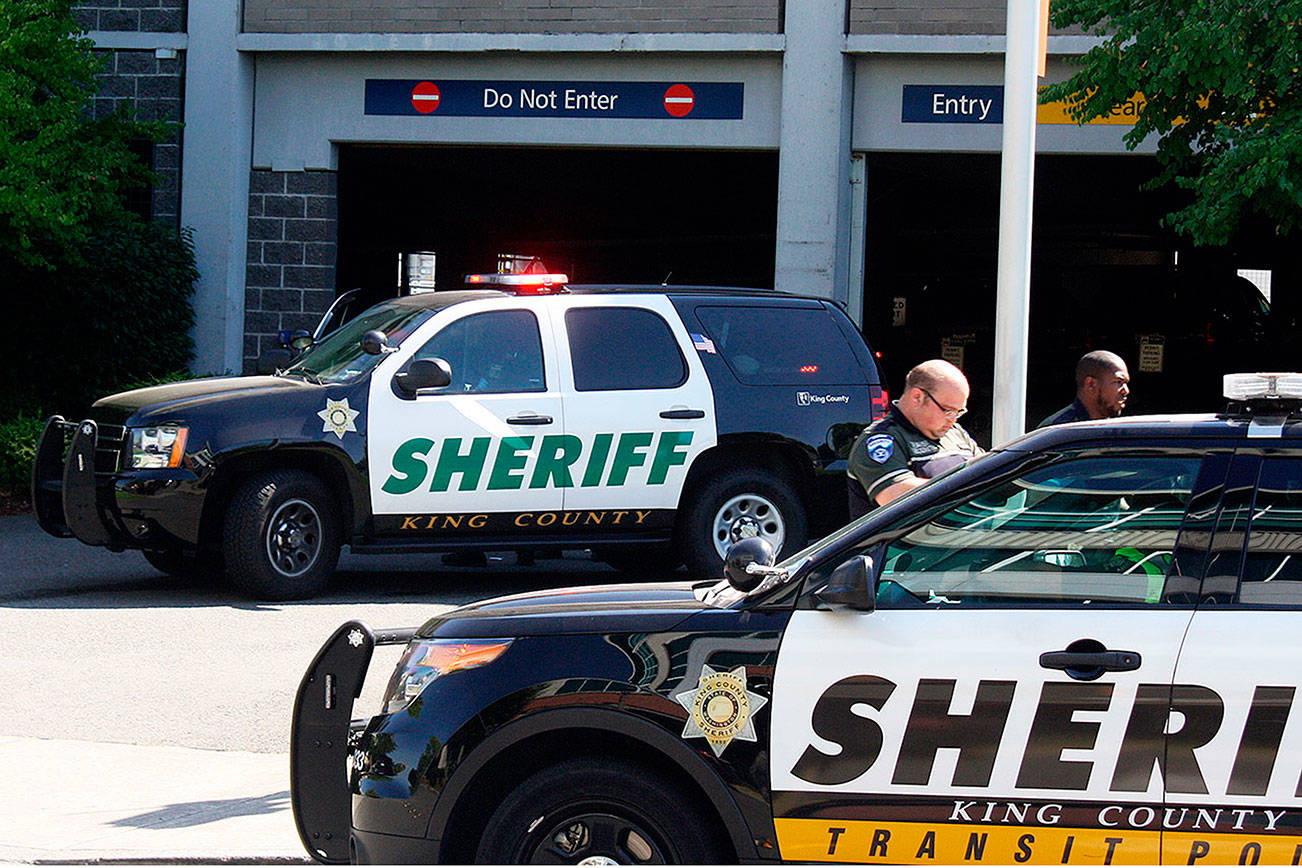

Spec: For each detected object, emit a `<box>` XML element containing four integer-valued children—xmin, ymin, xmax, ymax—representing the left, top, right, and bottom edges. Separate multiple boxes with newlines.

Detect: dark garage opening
<box><xmin>862</xmin><ymin>152</ymin><xmax>1292</xmax><ymax>443</ymax></box>
<box><xmin>336</xmin><ymin>144</ymin><xmax>779</xmax><ymax>306</ymax></box>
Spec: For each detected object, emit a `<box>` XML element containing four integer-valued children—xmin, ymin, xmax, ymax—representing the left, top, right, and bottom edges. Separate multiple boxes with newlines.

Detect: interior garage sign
<box><xmin>364</xmin><ymin>79</ymin><xmax>744</xmax><ymax>119</ymax></box>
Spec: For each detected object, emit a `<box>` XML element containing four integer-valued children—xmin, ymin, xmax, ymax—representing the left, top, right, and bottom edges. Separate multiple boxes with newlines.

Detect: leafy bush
<box><xmin>0</xmin><ymin>414</ymin><xmax>45</xmax><ymax>491</ymax></box>
<box><xmin>4</xmin><ymin>216</ymin><xmax>198</xmax><ymax>417</ymax></box>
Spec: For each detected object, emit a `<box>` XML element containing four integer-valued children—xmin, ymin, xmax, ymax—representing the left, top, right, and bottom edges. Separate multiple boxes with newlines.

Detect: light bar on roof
<box><xmin>464</xmin><ymin>273</ymin><xmax>569</xmax><ymax>286</ymax></box>
<box><xmin>1224</xmin><ymin>373</ymin><xmax>1302</xmax><ymax>401</ymax></box>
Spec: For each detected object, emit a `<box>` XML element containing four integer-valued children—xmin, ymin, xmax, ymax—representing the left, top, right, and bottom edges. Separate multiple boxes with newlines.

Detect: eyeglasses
<box><xmin>920</xmin><ymin>387</ymin><xmax>967</xmax><ymax>420</ymax></box>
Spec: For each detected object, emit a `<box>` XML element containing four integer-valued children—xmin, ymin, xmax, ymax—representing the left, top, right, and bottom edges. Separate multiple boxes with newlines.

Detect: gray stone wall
<box><xmin>244</xmin><ymin>170</ymin><xmax>340</xmax><ymax>371</ymax></box>
<box><xmin>88</xmin><ymin>49</ymin><xmax>184</xmax><ymax>225</ymax></box>
<box><xmin>849</xmin><ymin>0</ymin><xmax>1082</xmax><ymax>36</ymax></box>
<box><xmin>243</xmin><ymin>0</ymin><xmax>781</xmax><ymax>34</ymax></box>
<box><xmin>74</xmin><ymin>0</ymin><xmax>185</xmax><ymax>33</ymax></box>
<box><xmin>76</xmin><ymin>1</ymin><xmax>187</xmax><ymax>225</ymax></box>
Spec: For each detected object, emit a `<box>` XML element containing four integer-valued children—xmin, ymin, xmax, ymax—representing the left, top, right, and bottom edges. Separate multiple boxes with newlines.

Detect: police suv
<box><xmin>31</xmin><ymin>275</ymin><xmax>883</xmax><ymax>600</ymax></box>
<box><xmin>291</xmin><ymin>373</ymin><xmax>1302</xmax><ymax>865</ymax></box>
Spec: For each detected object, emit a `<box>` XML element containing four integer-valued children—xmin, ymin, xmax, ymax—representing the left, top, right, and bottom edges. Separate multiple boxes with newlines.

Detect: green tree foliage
<box><xmin>1041</xmin><ymin>0</ymin><xmax>1302</xmax><ymax>244</ymax></box>
<box><xmin>0</xmin><ymin>0</ymin><xmax>170</xmax><ymax>267</ymax></box>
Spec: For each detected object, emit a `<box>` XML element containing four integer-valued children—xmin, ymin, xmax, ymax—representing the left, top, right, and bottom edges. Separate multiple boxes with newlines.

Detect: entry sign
<box><xmin>902</xmin><ymin>85</ymin><xmax>1004</xmax><ymax>124</ymax></box>
<box><xmin>366</xmin><ymin>79</ymin><xmax>743</xmax><ymax>119</ymax></box>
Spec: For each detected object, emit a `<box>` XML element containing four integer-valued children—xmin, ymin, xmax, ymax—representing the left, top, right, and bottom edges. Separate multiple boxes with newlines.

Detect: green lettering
<box><xmin>429</xmin><ymin>437</ymin><xmax>490</xmax><ymax>492</ymax></box>
<box><xmin>647</xmin><ymin>430</ymin><xmax>693</xmax><ymax>484</ymax></box>
<box><xmin>581</xmin><ymin>433</ymin><xmax>614</xmax><ymax>487</ymax></box>
<box><xmin>606</xmin><ymin>432</ymin><xmax>653</xmax><ymax>486</ymax></box>
<box><xmin>487</xmin><ymin>436</ymin><xmax>534</xmax><ymax>490</ymax></box>
<box><xmin>530</xmin><ymin>434</ymin><xmax>582</xmax><ymax>489</ymax></box>
<box><xmin>382</xmin><ymin>438</ymin><xmax>434</xmax><ymax>494</ymax></box>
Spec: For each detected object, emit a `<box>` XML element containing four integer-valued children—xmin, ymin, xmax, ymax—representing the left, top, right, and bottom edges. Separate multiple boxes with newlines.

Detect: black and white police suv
<box><xmin>292</xmin><ymin>373</ymin><xmax>1302</xmax><ymax>865</ymax></box>
<box><xmin>31</xmin><ymin>274</ymin><xmax>884</xmax><ymax>599</ymax></box>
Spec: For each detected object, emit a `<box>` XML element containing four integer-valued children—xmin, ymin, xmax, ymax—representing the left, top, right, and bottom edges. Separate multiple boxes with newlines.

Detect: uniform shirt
<box><xmin>1036</xmin><ymin>398</ymin><xmax>1091</xmax><ymax>428</ymax></box>
<box><xmin>846</xmin><ymin>404</ymin><xmax>983</xmax><ymax>518</ymax></box>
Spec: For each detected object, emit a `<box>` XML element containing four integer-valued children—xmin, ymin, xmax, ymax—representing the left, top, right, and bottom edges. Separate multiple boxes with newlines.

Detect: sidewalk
<box><xmin>0</xmin><ymin>736</ymin><xmax>310</xmax><ymax>864</ymax></box>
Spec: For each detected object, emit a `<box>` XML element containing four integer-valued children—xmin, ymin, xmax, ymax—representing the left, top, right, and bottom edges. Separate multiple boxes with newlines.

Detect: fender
<box><xmin>423</xmin><ymin>706</ymin><xmax>765</xmax><ymax>862</ymax></box>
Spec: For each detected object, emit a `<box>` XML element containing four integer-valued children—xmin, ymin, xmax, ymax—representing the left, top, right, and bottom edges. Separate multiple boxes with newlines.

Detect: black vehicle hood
<box><xmin>418</xmin><ymin>580</ymin><xmax>717</xmax><ymax>638</ymax></box>
<box><xmin>92</xmin><ymin>376</ymin><xmax>319</xmax><ymax>424</ymax></box>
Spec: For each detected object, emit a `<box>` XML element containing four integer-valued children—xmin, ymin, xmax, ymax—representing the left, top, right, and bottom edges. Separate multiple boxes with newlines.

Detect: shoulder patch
<box><xmin>865</xmin><ymin>433</ymin><xmax>895</xmax><ymax>464</ymax></box>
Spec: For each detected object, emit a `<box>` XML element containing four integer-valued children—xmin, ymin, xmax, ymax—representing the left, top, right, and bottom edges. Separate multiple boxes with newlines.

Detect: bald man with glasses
<box><xmin>847</xmin><ymin>359</ymin><xmax>985</xmax><ymax>518</ymax></box>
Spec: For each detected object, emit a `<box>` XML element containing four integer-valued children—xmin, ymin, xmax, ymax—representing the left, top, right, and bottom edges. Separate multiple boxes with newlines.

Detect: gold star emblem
<box><xmin>675</xmin><ymin>664</ymin><xmax>767</xmax><ymax>757</ymax></box>
<box><xmin>317</xmin><ymin>397</ymin><xmax>360</xmax><ymax>440</ymax></box>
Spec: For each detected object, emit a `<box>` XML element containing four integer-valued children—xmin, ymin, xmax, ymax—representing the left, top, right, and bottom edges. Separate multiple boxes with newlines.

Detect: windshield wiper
<box><xmin>282</xmin><ymin>368</ymin><xmax>325</xmax><ymax>385</ymax></box>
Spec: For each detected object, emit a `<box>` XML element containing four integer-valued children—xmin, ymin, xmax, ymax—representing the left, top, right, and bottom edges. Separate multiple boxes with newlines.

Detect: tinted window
<box><xmin>1238</xmin><ymin>457</ymin><xmax>1302</xmax><ymax>605</ymax></box>
<box><xmin>694</xmin><ymin>305</ymin><xmax>860</xmax><ymax>385</ymax></box>
<box><xmin>566</xmin><ymin>307</ymin><xmax>686</xmax><ymax>391</ymax></box>
<box><xmin>872</xmin><ymin>455</ymin><xmax>1200</xmax><ymax>606</ymax></box>
<box><xmin>413</xmin><ymin>310</ymin><xmax>545</xmax><ymax>393</ymax></box>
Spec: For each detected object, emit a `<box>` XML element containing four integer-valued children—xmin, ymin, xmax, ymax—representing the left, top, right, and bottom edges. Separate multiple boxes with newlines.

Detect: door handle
<box><xmin>1040</xmin><ymin>648</ymin><xmax>1141</xmax><ymax>681</ymax></box>
<box><xmin>659</xmin><ymin>409</ymin><xmax>705</xmax><ymax>419</ymax></box>
<box><xmin>506</xmin><ymin>414</ymin><xmax>553</xmax><ymax>425</ymax></box>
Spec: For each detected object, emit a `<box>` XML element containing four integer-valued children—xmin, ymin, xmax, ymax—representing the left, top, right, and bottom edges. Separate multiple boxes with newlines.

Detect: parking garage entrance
<box><xmin>862</xmin><ymin>152</ymin><xmax>1295</xmax><ymax>443</ymax></box>
<box><xmin>335</xmin><ymin>144</ymin><xmax>780</xmax><ymax>311</ymax></box>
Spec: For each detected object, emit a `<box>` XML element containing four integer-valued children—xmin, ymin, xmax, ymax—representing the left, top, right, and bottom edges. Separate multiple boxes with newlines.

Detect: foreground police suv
<box><xmin>31</xmin><ymin>275</ymin><xmax>883</xmax><ymax>599</ymax></box>
<box><xmin>292</xmin><ymin>373</ymin><xmax>1302</xmax><ymax>865</ymax></box>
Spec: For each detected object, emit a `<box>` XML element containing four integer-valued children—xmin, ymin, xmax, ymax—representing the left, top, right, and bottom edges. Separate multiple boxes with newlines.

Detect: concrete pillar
<box><xmin>774</xmin><ymin>0</ymin><xmax>853</xmax><ymax>305</ymax></box>
<box><xmin>180</xmin><ymin>3</ymin><xmax>253</xmax><ymax>376</ymax></box>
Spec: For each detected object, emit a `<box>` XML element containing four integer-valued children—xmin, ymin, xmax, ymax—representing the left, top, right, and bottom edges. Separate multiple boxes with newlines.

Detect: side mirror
<box><xmin>287</xmin><ymin>330</ymin><xmax>313</xmax><ymax>352</ymax></box>
<box><xmin>395</xmin><ymin>358</ymin><xmax>452</xmax><ymax>393</ymax></box>
<box><xmin>816</xmin><ymin>555</ymin><xmax>876</xmax><ymax>611</ymax></box>
<box><xmin>360</xmin><ymin>329</ymin><xmax>390</xmax><ymax>356</ymax></box>
<box><xmin>256</xmin><ymin>348</ymin><xmax>292</xmax><ymax>374</ymax></box>
<box><xmin>724</xmin><ymin>536</ymin><xmax>776</xmax><ymax>592</ymax></box>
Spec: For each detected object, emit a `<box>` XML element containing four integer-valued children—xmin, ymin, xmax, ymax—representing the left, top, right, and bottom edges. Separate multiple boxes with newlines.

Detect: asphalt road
<box><xmin>0</xmin><ymin>513</ymin><xmax>635</xmax><ymax>753</ymax></box>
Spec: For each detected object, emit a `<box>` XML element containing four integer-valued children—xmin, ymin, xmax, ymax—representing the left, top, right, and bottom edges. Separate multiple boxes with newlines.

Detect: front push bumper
<box><xmin>31</xmin><ymin>415</ymin><xmax>130</xmax><ymax>548</ymax></box>
<box><xmin>291</xmin><ymin>621</ymin><xmax>417</xmax><ymax>864</ymax></box>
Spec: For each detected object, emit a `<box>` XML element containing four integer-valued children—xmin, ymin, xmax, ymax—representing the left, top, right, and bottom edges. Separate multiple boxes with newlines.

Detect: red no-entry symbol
<box><xmin>664</xmin><ymin>84</ymin><xmax>695</xmax><ymax>117</ymax></box>
<box><xmin>411</xmin><ymin>81</ymin><xmax>441</xmax><ymax>114</ymax></box>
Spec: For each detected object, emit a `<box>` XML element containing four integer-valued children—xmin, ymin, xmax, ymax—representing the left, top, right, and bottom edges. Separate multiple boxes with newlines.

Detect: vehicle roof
<box><xmin>381</xmin><ymin>284</ymin><xmax>820</xmax><ymax>312</ymax></box>
<box><xmin>1001</xmin><ymin>412</ymin><xmax>1302</xmax><ymax>450</ymax></box>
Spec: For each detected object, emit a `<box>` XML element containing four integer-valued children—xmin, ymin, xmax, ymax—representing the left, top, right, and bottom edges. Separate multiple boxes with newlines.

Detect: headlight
<box><xmin>128</xmin><ymin>425</ymin><xmax>189</xmax><ymax>469</ymax></box>
<box><xmin>381</xmin><ymin>639</ymin><xmax>513</xmax><ymax>714</ymax></box>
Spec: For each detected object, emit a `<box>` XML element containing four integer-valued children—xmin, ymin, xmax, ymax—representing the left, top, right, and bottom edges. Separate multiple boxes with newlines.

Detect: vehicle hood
<box><xmin>91</xmin><ymin>376</ymin><xmax>320</xmax><ymax>424</ymax></box>
<box><xmin>417</xmin><ymin>580</ymin><xmax>715</xmax><ymax>638</ymax></box>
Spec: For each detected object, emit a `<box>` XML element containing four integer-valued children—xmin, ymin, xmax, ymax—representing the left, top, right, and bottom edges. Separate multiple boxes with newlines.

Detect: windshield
<box><xmin>284</xmin><ymin>300</ymin><xmax>438</xmax><ymax>383</ymax></box>
<box><xmin>700</xmin><ymin>447</ymin><xmax>1005</xmax><ymax>607</ymax></box>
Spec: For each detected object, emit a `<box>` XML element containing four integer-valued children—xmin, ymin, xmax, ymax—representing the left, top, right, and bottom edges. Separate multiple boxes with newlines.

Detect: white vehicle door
<box><xmin>367</xmin><ymin>301</ymin><xmax>565</xmax><ymax>534</ymax></box>
<box><xmin>770</xmin><ymin>449</ymin><xmax>1217</xmax><ymax>865</ymax></box>
<box><xmin>548</xmin><ymin>295</ymin><xmax>716</xmax><ymax>531</ymax></box>
<box><xmin>1169</xmin><ymin>452</ymin><xmax>1302</xmax><ymax>864</ymax></box>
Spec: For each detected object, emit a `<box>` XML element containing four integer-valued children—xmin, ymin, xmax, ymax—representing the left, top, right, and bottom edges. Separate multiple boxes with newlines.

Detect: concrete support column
<box><xmin>774</xmin><ymin>0</ymin><xmax>853</xmax><ymax>304</ymax></box>
<box><xmin>180</xmin><ymin>4</ymin><xmax>253</xmax><ymax>376</ymax></box>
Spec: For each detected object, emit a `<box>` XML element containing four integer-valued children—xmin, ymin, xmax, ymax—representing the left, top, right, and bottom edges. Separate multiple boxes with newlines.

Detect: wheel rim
<box><xmin>265</xmin><ymin>497</ymin><xmax>322</xmax><ymax>578</ymax></box>
<box><xmin>523</xmin><ymin>810</ymin><xmax>668</xmax><ymax>864</ymax></box>
<box><xmin>711</xmin><ymin>492</ymin><xmax>785</xmax><ymax>560</ymax></box>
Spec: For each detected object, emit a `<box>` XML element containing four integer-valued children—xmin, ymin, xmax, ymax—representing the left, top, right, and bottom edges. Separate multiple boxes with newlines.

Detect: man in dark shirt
<box><xmin>1037</xmin><ymin>350</ymin><xmax>1131</xmax><ymax>428</ymax></box>
<box><xmin>847</xmin><ymin>359</ymin><xmax>984</xmax><ymax>519</ymax></box>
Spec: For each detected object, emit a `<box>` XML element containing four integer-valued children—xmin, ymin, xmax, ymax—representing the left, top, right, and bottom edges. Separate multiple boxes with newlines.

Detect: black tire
<box><xmin>475</xmin><ymin>757</ymin><xmax>727</xmax><ymax>864</ymax></box>
<box><xmin>595</xmin><ymin>545</ymin><xmax>683</xmax><ymax>576</ymax></box>
<box><xmin>222</xmin><ymin>470</ymin><xmax>340</xmax><ymax>601</ymax></box>
<box><xmin>677</xmin><ymin>465</ymin><xmax>808</xmax><ymax>579</ymax></box>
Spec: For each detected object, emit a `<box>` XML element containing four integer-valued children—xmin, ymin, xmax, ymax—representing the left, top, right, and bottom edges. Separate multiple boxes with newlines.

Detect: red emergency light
<box><xmin>464</xmin><ymin>273</ymin><xmax>570</xmax><ymax>294</ymax></box>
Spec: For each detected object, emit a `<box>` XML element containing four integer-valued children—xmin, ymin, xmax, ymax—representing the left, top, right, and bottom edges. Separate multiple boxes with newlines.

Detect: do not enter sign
<box><xmin>663</xmin><ymin>84</ymin><xmax>695</xmax><ymax>117</ymax></box>
<box><xmin>411</xmin><ymin>81</ymin><xmax>441</xmax><ymax>114</ymax></box>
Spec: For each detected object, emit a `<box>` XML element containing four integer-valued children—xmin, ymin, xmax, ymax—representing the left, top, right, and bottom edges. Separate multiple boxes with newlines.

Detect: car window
<box><xmin>412</xmin><ymin>309</ymin><xmax>545</xmax><ymax>393</ymax></box>
<box><xmin>565</xmin><ymin>307</ymin><xmax>686</xmax><ymax>391</ymax></box>
<box><xmin>1238</xmin><ymin>457</ymin><xmax>1302</xmax><ymax>606</ymax></box>
<box><xmin>287</xmin><ymin>301</ymin><xmax>437</xmax><ymax>383</ymax></box>
<box><xmin>872</xmin><ymin>454</ymin><xmax>1201</xmax><ymax>606</ymax></box>
<box><xmin>694</xmin><ymin>305</ymin><xmax>862</xmax><ymax>385</ymax></box>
